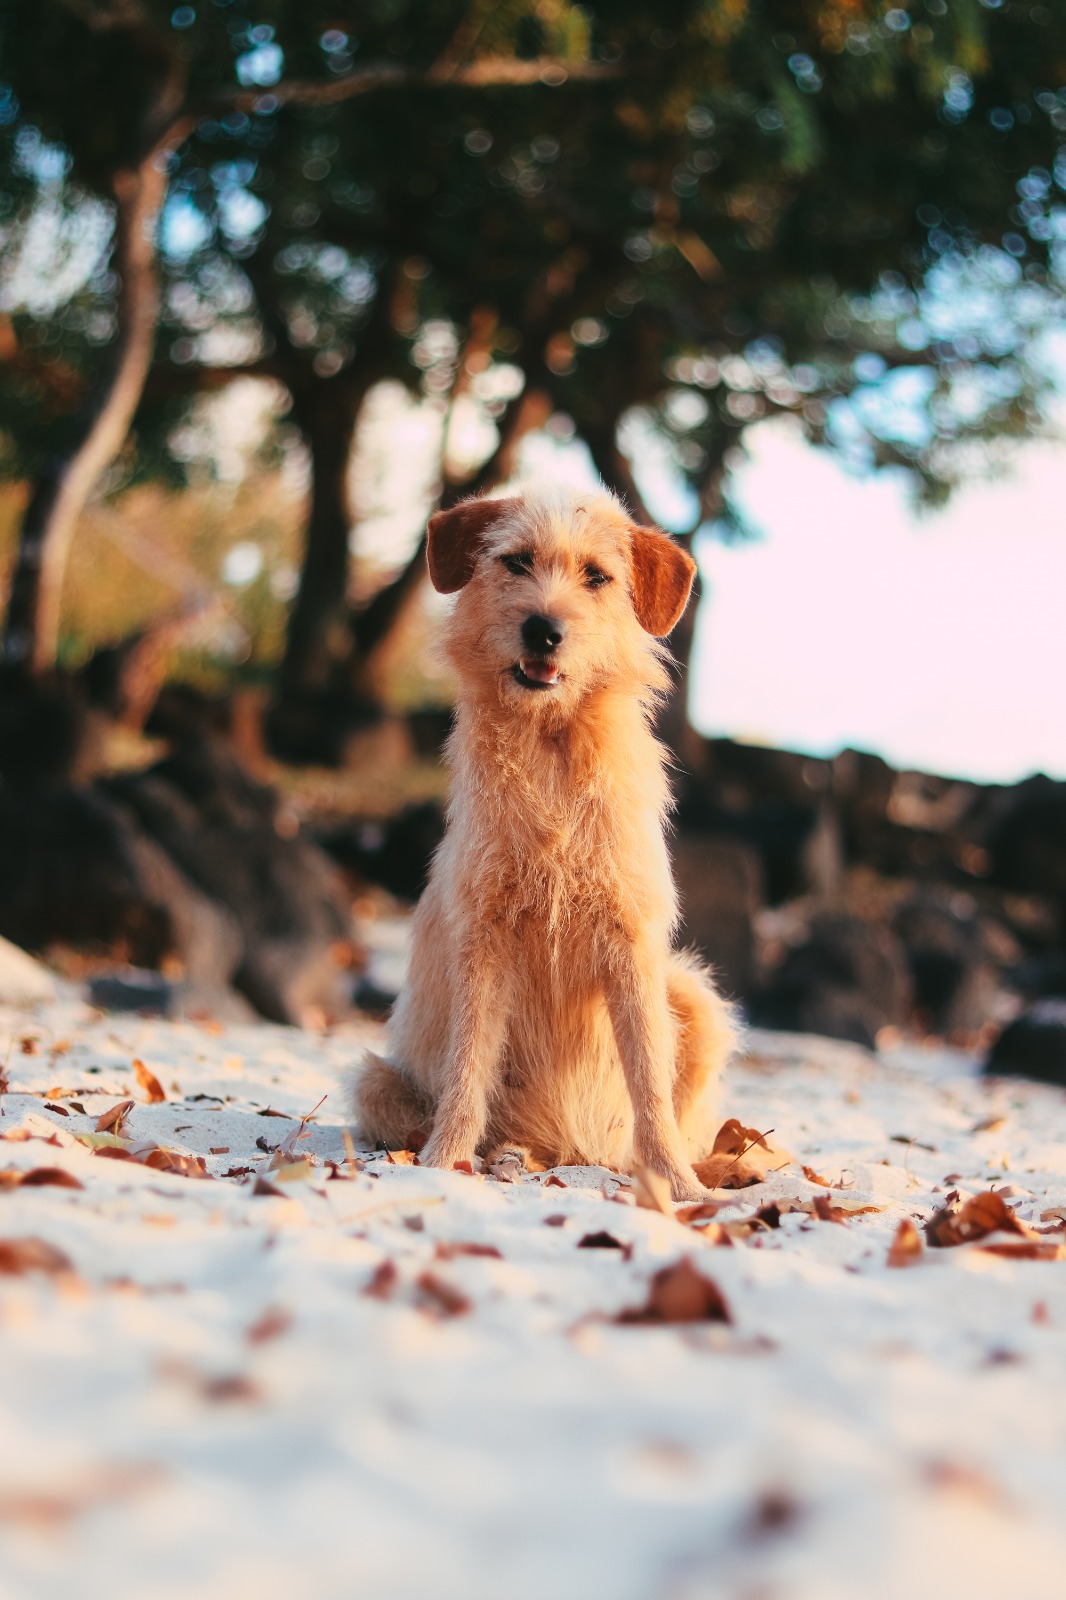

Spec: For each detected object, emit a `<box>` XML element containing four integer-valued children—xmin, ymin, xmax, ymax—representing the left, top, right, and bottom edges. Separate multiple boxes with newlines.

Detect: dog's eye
<box><xmin>584</xmin><ymin>565</ymin><xmax>612</xmax><ymax>589</ymax></box>
<box><xmin>500</xmin><ymin>551</ymin><xmax>534</xmax><ymax>576</ymax></box>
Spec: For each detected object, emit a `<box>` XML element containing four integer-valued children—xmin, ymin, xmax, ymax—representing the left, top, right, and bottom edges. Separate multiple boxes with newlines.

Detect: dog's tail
<box><xmin>348</xmin><ymin>1051</ymin><xmax>435</xmax><ymax>1152</ymax></box>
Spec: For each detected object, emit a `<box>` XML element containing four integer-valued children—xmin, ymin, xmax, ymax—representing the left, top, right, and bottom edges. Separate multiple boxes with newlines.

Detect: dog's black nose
<box><xmin>521</xmin><ymin>613</ymin><xmax>564</xmax><ymax>654</ymax></box>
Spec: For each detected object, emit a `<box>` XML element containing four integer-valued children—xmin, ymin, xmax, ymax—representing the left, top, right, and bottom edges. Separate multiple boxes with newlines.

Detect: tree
<box><xmin>0</xmin><ymin>0</ymin><xmax>606</xmax><ymax>674</ymax></box>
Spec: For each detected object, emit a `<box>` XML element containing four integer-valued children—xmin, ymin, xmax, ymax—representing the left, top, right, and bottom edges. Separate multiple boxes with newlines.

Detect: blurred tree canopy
<box><xmin>0</xmin><ymin>0</ymin><xmax>1064</xmax><ymax>739</ymax></box>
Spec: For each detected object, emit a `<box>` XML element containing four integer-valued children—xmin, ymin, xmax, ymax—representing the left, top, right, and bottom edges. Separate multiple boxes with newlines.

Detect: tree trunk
<box><xmin>2</xmin><ymin>156</ymin><xmax>168</xmax><ymax>675</ymax></box>
<box><xmin>279</xmin><ymin>378</ymin><xmax>368</xmax><ymax>695</ymax></box>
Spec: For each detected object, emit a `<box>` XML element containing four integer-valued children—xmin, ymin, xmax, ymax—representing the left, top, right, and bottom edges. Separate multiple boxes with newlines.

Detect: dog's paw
<box><xmin>483</xmin><ymin>1145</ymin><xmax>531</xmax><ymax>1183</ymax></box>
<box><xmin>668</xmin><ymin>1169</ymin><xmax>718</xmax><ymax>1204</ymax></box>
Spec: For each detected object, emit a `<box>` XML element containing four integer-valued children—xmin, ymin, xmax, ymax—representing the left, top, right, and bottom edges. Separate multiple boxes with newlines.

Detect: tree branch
<box><xmin>220</xmin><ymin>56</ymin><xmax>618</xmax><ymax>115</ymax></box>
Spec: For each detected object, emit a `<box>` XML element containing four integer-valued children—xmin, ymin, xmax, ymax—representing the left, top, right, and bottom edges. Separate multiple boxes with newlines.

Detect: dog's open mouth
<box><xmin>513</xmin><ymin>658</ymin><xmax>562</xmax><ymax>690</ymax></box>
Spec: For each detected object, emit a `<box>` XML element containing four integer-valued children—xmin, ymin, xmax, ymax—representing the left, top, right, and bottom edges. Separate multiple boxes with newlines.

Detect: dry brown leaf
<box><xmin>434</xmin><ymin>1241</ymin><xmax>503</xmax><ymax>1261</ymax></box>
<box><xmin>631</xmin><ymin>1166</ymin><xmax>673</xmax><ymax>1214</ymax></box>
<box><xmin>887</xmin><ymin>1218</ymin><xmax>924</xmax><ymax>1267</ymax></box>
<box><xmin>143</xmin><ymin>1148</ymin><xmax>210</xmax><ymax>1179</ymax></box>
<box><xmin>251</xmin><ymin>1176</ymin><xmax>287</xmax><ymax>1198</ymax></box>
<box><xmin>0</xmin><ymin>1462</ymin><xmax>164</xmax><ymax>1529</ymax></box>
<box><xmin>926</xmin><ymin>1191</ymin><xmax>1038</xmax><ymax>1248</ymax></box>
<box><xmin>201</xmin><ymin>1373</ymin><xmax>261</xmax><ymax>1405</ymax></box>
<box><xmin>0</xmin><ymin>1236</ymin><xmax>75</xmax><ymax>1276</ymax></box>
<box><xmin>978</xmin><ymin>1239</ymin><xmax>1066</xmax><ymax>1261</ymax></box>
<box><xmin>362</xmin><ymin>1260</ymin><xmax>398</xmax><ymax>1299</ymax></box>
<box><xmin>386</xmin><ymin>1149</ymin><xmax>418</xmax><ymax>1166</ymax></box>
<box><xmin>693</xmin><ymin>1120</ymin><xmax>794</xmax><ymax>1190</ymax></box>
<box><xmin>971</xmin><ymin>1115</ymin><xmax>1007</xmax><ymax>1134</ymax></box>
<box><xmin>801</xmin><ymin>1164</ymin><xmax>834</xmax><ymax>1186</ymax></box>
<box><xmin>257</xmin><ymin>1107</ymin><xmax>292</xmax><ymax>1119</ymax></box>
<box><xmin>812</xmin><ymin>1194</ymin><xmax>849</xmax><ymax>1225</ymax></box>
<box><xmin>677</xmin><ymin>1200</ymin><xmax>724</xmax><ymax>1225</ymax></box>
<box><xmin>133</xmin><ymin>1059</ymin><xmax>166</xmax><ymax>1103</ymax></box>
<box><xmin>95</xmin><ymin>1099</ymin><xmax>135</xmax><ymax>1136</ymax></box>
<box><xmin>245</xmin><ymin>1307</ymin><xmax>292</xmax><ymax>1345</ymax></box>
<box><xmin>42</xmin><ymin>1103</ymin><xmax>69</xmax><ymax>1117</ymax></box>
<box><xmin>577</xmin><ymin>1230</ymin><xmax>632</xmax><ymax>1258</ymax></box>
<box><xmin>415</xmin><ymin>1271</ymin><xmax>471</xmax><ymax>1318</ymax></box>
<box><xmin>17</xmin><ymin>1167</ymin><xmax>84</xmax><ymax>1191</ymax></box>
<box><xmin>618</xmin><ymin>1258</ymin><xmax>732</xmax><ymax>1325</ymax></box>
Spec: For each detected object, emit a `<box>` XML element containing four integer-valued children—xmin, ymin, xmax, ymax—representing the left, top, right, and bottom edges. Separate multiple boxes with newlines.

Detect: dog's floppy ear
<box><xmin>426</xmin><ymin>496</ymin><xmax>520</xmax><ymax>594</ymax></box>
<box><xmin>628</xmin><ymin>524</ymin><xmax>697</xmax><ymax>636</ymax></box>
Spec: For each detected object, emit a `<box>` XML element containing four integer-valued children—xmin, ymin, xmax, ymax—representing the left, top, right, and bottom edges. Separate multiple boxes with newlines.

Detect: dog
<box><xmin>353</xmin><ymin>483</ymin><xmax>735</xmax><ymax>1200</ymax></box>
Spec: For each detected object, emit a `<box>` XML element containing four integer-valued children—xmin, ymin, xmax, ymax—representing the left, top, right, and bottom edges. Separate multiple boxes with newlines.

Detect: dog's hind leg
<box><xmin>353</xmin><ymin>1053</ymin><xmax>435</xmax><ymax>1151</ymax></box>
<box><xmin>667</xmin><ymin>954</ymin><xmax>738</xmax><ymax>1159</ymax></box>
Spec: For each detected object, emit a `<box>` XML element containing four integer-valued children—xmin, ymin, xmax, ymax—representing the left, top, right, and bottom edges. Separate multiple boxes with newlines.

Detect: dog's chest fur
<box><xmin>443</xmin><ymin>697</ymin><xmax>675</xmax><ymax>942</ymax></box>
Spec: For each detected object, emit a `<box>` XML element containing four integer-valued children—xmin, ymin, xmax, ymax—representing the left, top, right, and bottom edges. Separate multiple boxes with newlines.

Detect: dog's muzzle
<box><xmin>515</xmin><ymin>613</ymin><xmax>564</xmax><ymax>689</ymax></box>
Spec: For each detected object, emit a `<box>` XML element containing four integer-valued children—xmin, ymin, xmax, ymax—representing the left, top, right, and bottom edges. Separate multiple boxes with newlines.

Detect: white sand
<box><xmin>1</xmin><ymin>991</ymin><xmax>1065</xmax><ymax>1600</ymax></box>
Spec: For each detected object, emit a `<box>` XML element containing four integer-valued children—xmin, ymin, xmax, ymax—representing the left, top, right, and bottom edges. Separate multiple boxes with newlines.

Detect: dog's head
<box><xmin>427</xmin><ymin>485</ymin><xmax>695</xmax><ymax>715</ymax></box>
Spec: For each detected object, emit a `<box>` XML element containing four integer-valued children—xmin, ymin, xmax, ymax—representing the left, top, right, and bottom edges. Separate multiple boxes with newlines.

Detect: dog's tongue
<box><xmin>521</xmin><ymin>658</ymin><xmax>559</xmax><ymax>685</ymax></box>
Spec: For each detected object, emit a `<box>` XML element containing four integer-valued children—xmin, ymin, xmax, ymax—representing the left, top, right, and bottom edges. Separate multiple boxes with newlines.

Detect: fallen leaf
<box><xmin>386</xmin><ymin>1149</ymin><xmax>418</xmax><ymax>1166</ymax></box>
<box><xmin>887</xmin><ymin>1218</ymin><xmax>924</xmax><ymax>1267</ymax></box>
<box><xmin>362</xmin><ymin>1260</ymin><xmax>398</xmax><ymax>1299</ymax></box>
<box><xmin>434</xmin><ymin>1241</ymin><xmax>502</xmax><ymax>1260</ymax></box>
<box><xmin>201</xmin><ymin>1373</ymin><xmax>261</xmax><ymax>1405</ymax></box>
<box><xmin>0</xmin><ymin>1463</ymin><xmax>164</xmax><ymax>1528</ymax></box>
<box><xmin>95</xmin><ymin>1100</ymin><xmax>135</xmax><ymax>1136</ymax></box>
<box><xmin>971</xmin><ymin>1115</ymin><xmax>1007</xmax><ymax>1134</ymax></box>
<box><xmin>694</xmin><ymin>1121</ymin><xmax>794</xmax><ymax>1190</ymax></box>
<box><xmin>926</xmin><ymin>1191</ymin><xmax>1038</xmax><ymax>1248</ymax></box>
<box><xmin>578</xmin><ymin>1230</ymin><xmax>631</xmax><ymax>1256</ymax></box>
<box><xmin>631</xmin><ymin>1166</ymin><xmax>673</xmax><ymax>1215</ymax></box>
<box><xmin>245</xmin><ymin>1307</ymin><xmax>292</xmax><ymax>1345</ymax></box>
<box><xmin>143</xmin><ymin>1148</ymin><xmax>210</xmax><ymax>1179</ymax></box>
<box><xmin>209</xmin><ymin>1146</ymin><xmax>230</xmax><ymax>1155</ymax></box>
<box><xmin>42</xmin><ymin>1103</ymin><xmax>69</xmax><ymax>1117</ymax></box>
<box><xmin>223</xmin><ymin>1165</ymin><xmax>255</xmax><ymax>1179</ymax></box>
<box><xmin>415</xmin><ymin>1270</ymin><xmax>471</xmax><ymax>1318</ymax></box>
<box><xmin>19</xmin><ymin>1037</ymin><xmax>39</xmax><ymax>1055</ymax></box>
<box><xmin>978</xmin><ymin>1240</ymin><xmax>1066</xmax><ymax>1261</ymax></box>
<box><xmin>889</xmin><ymin>1134</ymin><xmax>937</xmax><ymax>1152</ymax></box>
<box><xmin>812</xmin><ymin>1194</ymin><xmax>849</xmax><ymax>1225</ymax></box>
<box><xmin>0</xmin><ymin>1236</ymin><xmax>75</xmax><ymax>1276</ymax></box>
<box><xmin>755</xmin><ymin>1204</ymin><xmax>782</xmax><ymax>1229</ymax></box>
<box><xmin>543</xmin><ymin>1173</ymin><xmax>568</xmax><ymax>1189</ymax></box>
<box><xmin>801</xmin><ymin>1164</ymin><xmax>833</xmax><ymax>1186</ymax></box>
<box><xmin>271</xmin><ymin>1159</ymin><xmax>313</xmax><ymax>1183</ymax></box>
<box><xmin>251</xmin><ymin>1176</ymin><xmax>287</xmax><ymax>1198</ymax></box>
<box><xmin>258</xmin><ymin>1107</ymin><xmax>292</xmax><ymax>1119</ymax></box>
<box><xmin>15</xmin><ymin>1167</ymin><xmax>84</xmax><ymax>1191</ymax></box>
<box><xmin>543</xmin><ymin>1214</ymin><xmax>568</xmax><ymax>1227</ymax></box>
<box><xmin>617</xmin><ymin>1258</ymin><xmax>732</xmax><ymax>1325</ymax></box>
<box><xmin>132</xmin><ymin>1059</ymin><xmax>166</xmax><ymax>1103</ymax></box>
<box><xmin>677</xmin><ymin>1200</ymin><xmax>724</xmax><ymax>1225</ymax></box>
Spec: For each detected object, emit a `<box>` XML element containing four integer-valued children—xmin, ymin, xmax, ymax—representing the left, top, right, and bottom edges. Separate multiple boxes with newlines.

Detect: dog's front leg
<box><xmin>419</xmin><ymin>939</ymin><xmax>511</xmax><ymax>1171</ymax></box>
<box><xmin>605</xmin><ymin>941</ymin><xmax>710</xmax><ymax>1202</ymax></box>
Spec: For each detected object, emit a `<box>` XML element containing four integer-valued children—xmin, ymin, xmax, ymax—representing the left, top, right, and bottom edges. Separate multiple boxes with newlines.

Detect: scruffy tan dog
<box><xmin>354</xmin><ymin>483</ymin><xmax>735</xmax><ymax>1200</ymax></box>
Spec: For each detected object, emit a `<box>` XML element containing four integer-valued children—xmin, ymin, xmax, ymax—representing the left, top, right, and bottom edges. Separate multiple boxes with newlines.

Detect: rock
<box><xmin>985</xmin><ymin>1001</ymin><xmax>1066</xmax><ymax>1087</ymax></box>
<box><xmin>986</xmin><ymin>776</ymin><xmax>1066</xmax><ymax>921</ymax></box>
<box><xmin>749</xmin><ymin>912</ymin><xmax>912</xmax><ymax>1049</ymax></box>
<box><xmin>0</xmin><ymin>935</ymin><xmax>57</xmax><ymax>1004</ymax></box>
<box><xmin>672</xmin><ymin>833</ymin><xmax>763</xmax><ymax>1000</ymax></box>
<box><xmin>893</xmin><ymin>891</ymin><xmax>1015</xmax><ymax>1036</ymax></box>
<box><xmin>0</xmin><ymin>784</ymin><xmax>243</xmax><ymax>989</ymax></box>
<box><xmin>105</xmin><ymin>735</ymin><xmax>354</xmax><ymax>1024</ymax></box>
<box><xmin>322</xmin><ymin>801</ymin><xmax>446</xmax><ymax>902</ymax></box>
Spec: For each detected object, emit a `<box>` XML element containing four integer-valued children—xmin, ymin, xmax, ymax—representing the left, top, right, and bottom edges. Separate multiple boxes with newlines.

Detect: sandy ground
<box><xmin>2</xmin><ymin>983</ymin><xmax>1066</xmax><ymax>1600</ymax></box>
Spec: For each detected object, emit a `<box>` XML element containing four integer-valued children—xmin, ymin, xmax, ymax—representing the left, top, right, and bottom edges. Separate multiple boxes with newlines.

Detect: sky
<box><xmin>687</xmin><ymin>418</ymin><xmax>1066</xmax><ymax>784</ymax></box>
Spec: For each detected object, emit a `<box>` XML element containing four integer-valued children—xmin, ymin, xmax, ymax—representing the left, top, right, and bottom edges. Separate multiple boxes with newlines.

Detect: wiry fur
<box><xmin>352</xmin><ymin>483</ymin><xmax>736</xmax><ymax>1200</ymax></box>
